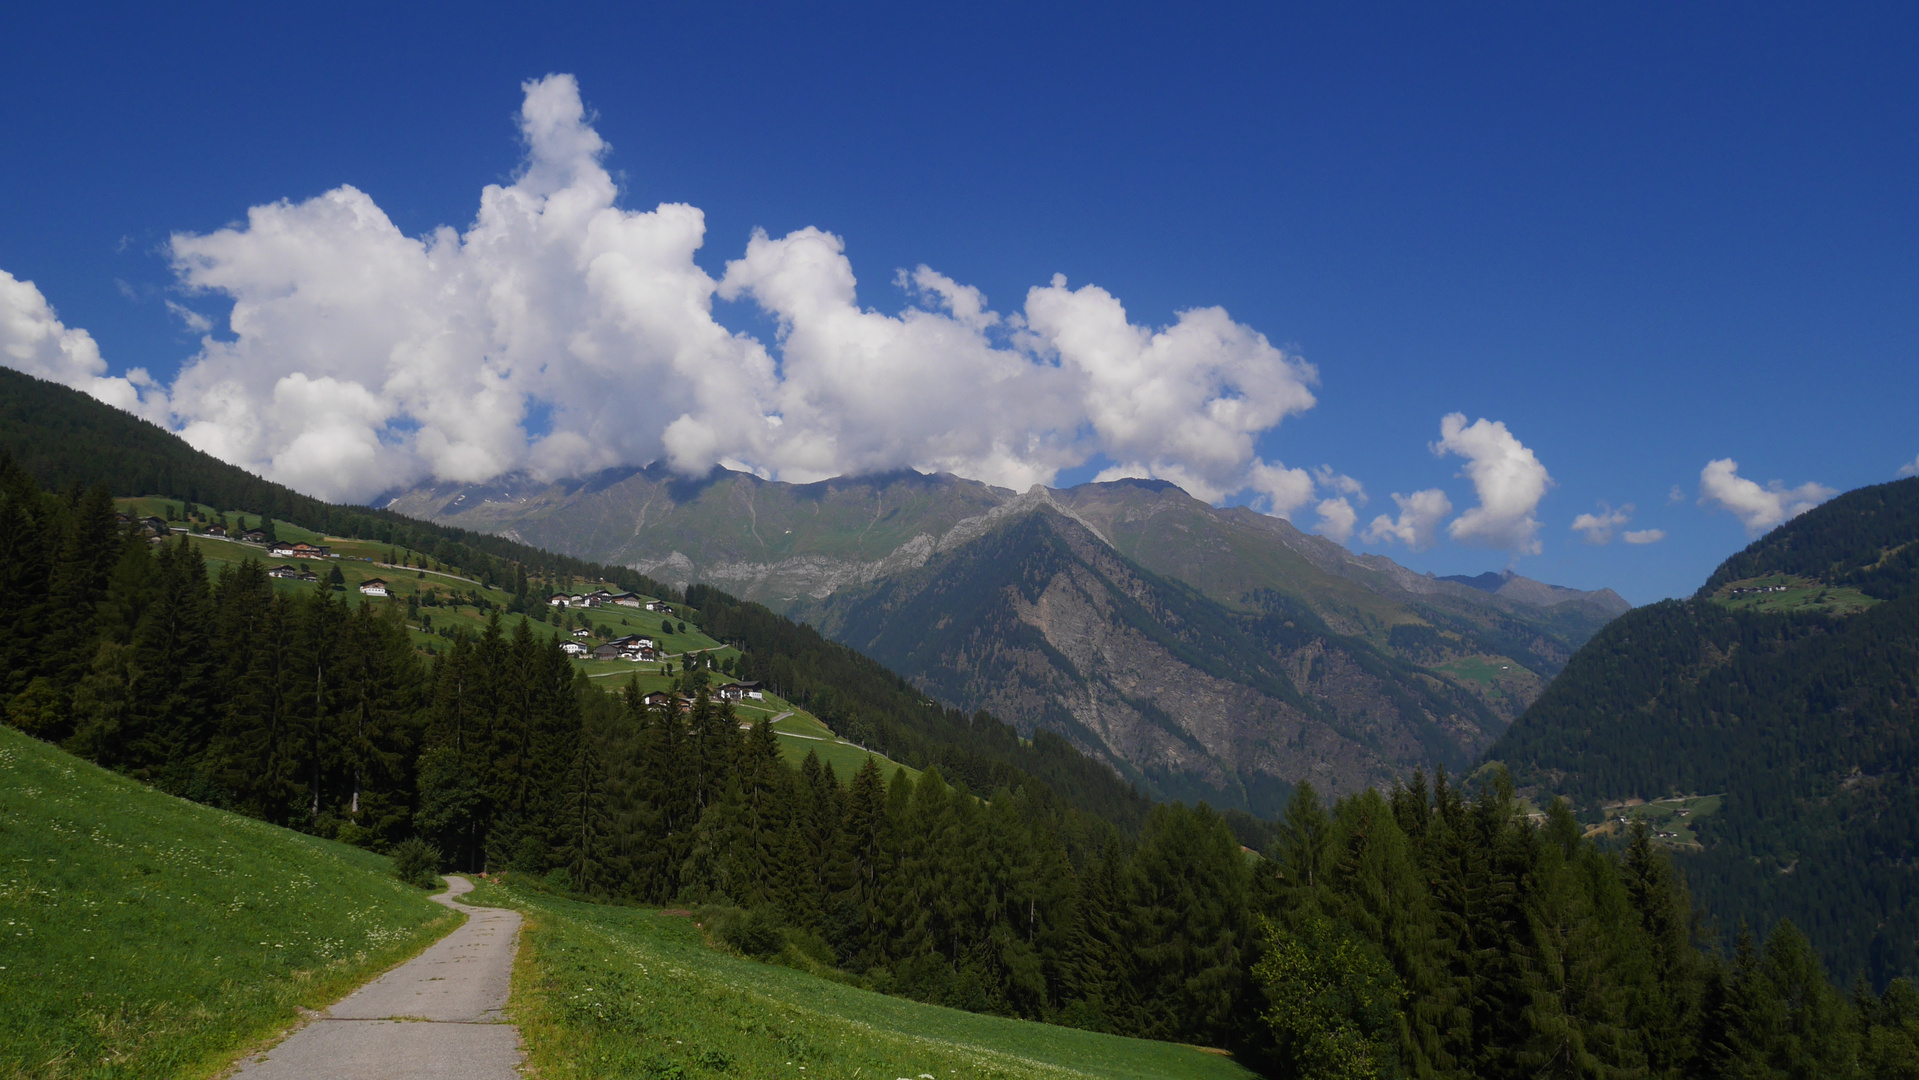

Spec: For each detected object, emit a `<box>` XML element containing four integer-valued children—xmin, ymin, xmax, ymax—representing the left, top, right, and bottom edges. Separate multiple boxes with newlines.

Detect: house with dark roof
<box><xmin>270</xmin><ymin>541</ymin><xmax>330</xmax><ymax>559</ymax></box>
<box><xmin>718</xmin><ymin>680</ymin><xmax>765</xmax><ymax>702</ymax></box>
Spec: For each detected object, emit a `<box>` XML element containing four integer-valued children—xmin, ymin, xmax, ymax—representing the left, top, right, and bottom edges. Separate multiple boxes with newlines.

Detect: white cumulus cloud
<box><xmin>1899</xmin><ymin>454</ymin><xmax>1919</xmax><ymax>478</ymax></box>
<box><xmin>1571</xmin><ymin>501</ymin><xmax>1633</xmax><ymax>545</ymax></box>
<box><xmin>1433</xmin><ymin>413</ymin><xmax>1552</xmax><ymax>555</ymax></box>
<box><xmin>0</xmin><ymin>74</ymin><xmax>1326</xmax><ymax>506</ymax></box>
<box><xmin>1622</xmin><ymin>529</ymin><xmax>1666</xmax><ymax>544</ymax></box>
<box><xmin>1244</xmin><ymin>459</ymin><xmax>1317</xmax><ymax>518</ymax></box>
<box><xmin>1314</xmin><ymin>497</ymin><xmax>1359</xmax><ymax>543</ymax></box>
<box><xmin>0</xmin><ymin>269</ymin><xmax>167</xmax><ymax>420</ymax></box>
<box><xmin>1697</xmin><ymin>458</ymin><xmax>1835</xmax><ymax>534</ymax></box>
<box><xmin>1363</xmin><ymin>489</ymin><xmax>1453</xmax><ymax>551</ymax></box>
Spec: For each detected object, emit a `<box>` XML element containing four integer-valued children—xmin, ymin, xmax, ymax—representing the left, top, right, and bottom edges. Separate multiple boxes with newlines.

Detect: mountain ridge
<box><xmin>389</xmin><ymin>465</ymin><xmax>1631</xmax><ymax>811</ymax></box>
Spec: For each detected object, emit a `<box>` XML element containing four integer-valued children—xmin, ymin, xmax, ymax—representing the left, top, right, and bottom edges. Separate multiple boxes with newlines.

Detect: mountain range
<box><xmin>389</xmin><ymin>466</ymin><xmax>1629</xmax><ymax>814</ymax></box>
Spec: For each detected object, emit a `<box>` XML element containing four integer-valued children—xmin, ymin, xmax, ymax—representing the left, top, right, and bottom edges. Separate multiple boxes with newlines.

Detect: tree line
<box><xmin>534</xmin><ymin>676</ymin><xmax>1919</xmax><ymax>1078</ymax></box>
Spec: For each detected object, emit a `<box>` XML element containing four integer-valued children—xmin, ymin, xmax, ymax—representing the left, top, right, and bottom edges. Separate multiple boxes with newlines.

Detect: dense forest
<box><xmin>1489</xmin><ymin>478</ymin><xmax>1919</xmax><ymax>989</ymax></box>
<box><xmin>9</xmin><ymin>448</ymin><xmax>1919</xmax><ymax>1073</ymax></box>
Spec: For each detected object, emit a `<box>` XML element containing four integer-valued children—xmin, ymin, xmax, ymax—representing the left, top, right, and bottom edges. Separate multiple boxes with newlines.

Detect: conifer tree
<box><xmin>124</xmin><ymin>537</ymin><xmax>216</xmax><ymax>779</ymax></box>
<box><xmin>1129</xmin><ymin>804</ymin><xmax>1250</xmax><ymax>1044</ymax></box>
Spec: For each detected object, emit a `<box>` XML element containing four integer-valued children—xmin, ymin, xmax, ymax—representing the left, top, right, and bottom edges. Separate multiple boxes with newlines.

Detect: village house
<box><xmin>644</xmin><ymin>600</ymin><xmax>674</xmax><ymax>614</ymax></box>
<box><xmin>591</xmin><ymin>642</ymin><xmax>624</xmax><ymax>661</ymax></box>
<box><xmin>611</xmin><ymin>592</ymin><xmax>644</xmax><ymax>607</ymax></box>
<box><xmin>606</xmin><ymin>634</ymin><xmax>656</xmax><ymax>661</ymax></box>
<box><xmin>205</xmin><ymin>524</ymin><xmax>227</xmax><ymax>538</ymax></box>
<box><xmin>548</xmin><ymin>593</ymin><xmax>572</xmax><ymax>607</ymax></box>
<box><xmin>641</xmin><ymin>691</ymin><xmax>685</xmax><ymax>711</ymax></box>
<box><xmin>718</xmin><ymin>680</ymin><xmax>766</xmax><ymax>702</ymax></box>
<box><xmin>358</xmin><ymin>578</ymin><xmax>390</xmax><ymax>597</ymax></box>
<box><xmin>141</xmin><ymin>516</ymin><xmax>170</xmax><ymax>537</ymax></box>
<box><xmin>270</xmin><ymin>541</ymin><xmax>330</xmax><ymax>560</ymax></box>
<box><xmin>570</xmin><ymin>626</ymin><xmax>591</xmax><ymax>637</ymax></box>
<box><xmin>559</xmin><ymin>641</ymin><xmax>589</xmax><ymax>657</ymax></box>
<box><xmin>242</xmin><ymin>528</ymin><xmax>269</xmax><ymax>543</ymax></box>
<box><xmin>267</xmin><ymin>564</ymin><xmax>316</xmax><ymax>581</ymax></box>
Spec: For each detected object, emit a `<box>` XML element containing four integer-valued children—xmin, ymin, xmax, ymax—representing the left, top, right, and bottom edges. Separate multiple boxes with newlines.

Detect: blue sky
<box><xmin>2</xmin><ymin>2</ymin><xmax>1914</xmax><ymax>604</ymax></box>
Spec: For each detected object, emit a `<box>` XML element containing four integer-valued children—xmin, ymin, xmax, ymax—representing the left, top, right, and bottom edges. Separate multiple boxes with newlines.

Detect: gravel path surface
<box><xmin>231</xmin><ymin>875</ymin><xmax>523</xmax><ymax>1080</ymax></box>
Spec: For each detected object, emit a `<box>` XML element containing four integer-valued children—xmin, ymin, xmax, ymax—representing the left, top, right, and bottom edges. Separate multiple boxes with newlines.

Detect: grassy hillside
<box><xmin>0</xmin><ymin>725</ymin><xmax>456</xmax><ymax>1079</ymax></box>
<box><xmin>464</xmin><ymin>875</ymin><xmax>1251</xmax><ymax>1080</ymax></box>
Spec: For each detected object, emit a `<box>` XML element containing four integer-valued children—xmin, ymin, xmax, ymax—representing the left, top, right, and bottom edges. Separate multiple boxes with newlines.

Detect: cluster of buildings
<box><xmin>562</xmin><ymin>634</ymin><xmax>659</xmax><ymax>661</ymax></box>
<box><xmin>204</xmin><ymin>525</ymin><xmax>272</xmax><ymax>544</ymax></box>
<box><xmin>633</xmin><ymin>682</ymin><xmax>766</xmax><ymax>710</ymax></box>
<box><xmin>549</xmin><ymin>589</ymin><xmax>673</xmax><ymax>614</ymax></box>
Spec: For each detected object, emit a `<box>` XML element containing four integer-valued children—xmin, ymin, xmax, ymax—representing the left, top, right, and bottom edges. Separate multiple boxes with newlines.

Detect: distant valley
<box><xmin>389</xmin><ymin>466</ymin><xmax>1629</xmax><ymax>813</ymax></box>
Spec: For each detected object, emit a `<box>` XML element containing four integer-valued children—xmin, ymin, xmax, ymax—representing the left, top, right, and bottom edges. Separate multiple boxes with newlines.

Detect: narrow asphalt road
<box><xmin>232</xmin><ymin>876</ymin><xmax>524</xmax><ymax>1080</ymax></box>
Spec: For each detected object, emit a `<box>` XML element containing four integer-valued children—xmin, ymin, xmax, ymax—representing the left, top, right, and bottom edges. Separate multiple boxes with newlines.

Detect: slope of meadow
<box><xmin>0</xmin><ymin>726</ymin><xmax>456</xmax><ymax>1079</ymax></box>
<box><xmin>465</xmin><ymin>875</ymin><xmax>1253</xmax><ymax>1080</ymax></box>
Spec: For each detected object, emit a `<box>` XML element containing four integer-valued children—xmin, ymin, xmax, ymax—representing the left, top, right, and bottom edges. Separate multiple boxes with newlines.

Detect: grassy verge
<box><xmin>464</xmin><ymin>876</ymin><xmax>1251</xmax><ymax>1080</ymax></box>
<box><xmin>0</xmin><ymin>726</ymin><xmax>456</xmax><ymax>1080</ymax></box>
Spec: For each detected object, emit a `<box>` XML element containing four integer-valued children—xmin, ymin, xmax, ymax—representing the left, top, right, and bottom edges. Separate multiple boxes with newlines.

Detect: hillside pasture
<box><xmin>465</xmin><ymin>875</ymin><xmax>1252</xmax><ymax>1080</ymax></box>
<box><xmin>0</xmin><ymin>726</ymin><xmax>455</xmax><ymax>1080</ymax></box>
<box><xmin>1710</xmin><ymin>573</ymin><xmax>1879</xmax><ymax>615</ymax></box>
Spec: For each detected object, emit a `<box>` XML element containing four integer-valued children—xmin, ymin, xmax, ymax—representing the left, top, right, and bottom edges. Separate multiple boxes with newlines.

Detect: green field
<box><xmin>1434</xmin><ymin>655</ymin><xmax>1523</xmax><ymax>685</ymax></box>
<box><xmin>1709</xmin><ymin>573</ymin><xmax>1879</xmax><ymax>615</ymax></box>
<box><xmin>464</xmin><ymin>876</ymin><xmax>1252</xmax><ymax>1080</ymax></box>
<box><xmin>1586</xmin><ymin>794</ymin><xmax>1724</xmax><ymax>848</ymax></box>
<box><xmin>0</xmin><ymin>725</ymin><xmax>457</xmax><ymax>1080</ymax></box>
<box><xmin>116</xmin><ymin>496</ymin><xmax>732</xmax><ymax>657</ymax></box>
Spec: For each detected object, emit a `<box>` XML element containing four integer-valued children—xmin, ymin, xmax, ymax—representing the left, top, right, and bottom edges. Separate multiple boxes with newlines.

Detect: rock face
<box><xmin>387</xmin><ymin>467</ymin><xmax>1630</xmax><ymax>812</ymax></box>
<box><xmin>802</xmin><ymin>508</ymin><xmax>1509</xmax><ymax>812</ymax></box>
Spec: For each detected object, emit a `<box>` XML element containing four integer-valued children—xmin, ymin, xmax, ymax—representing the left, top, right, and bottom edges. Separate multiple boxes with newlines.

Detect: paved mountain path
<box><xmin>233</xmin><ymin>875</ymin><xmax>523</xmax><ymax>1080</ymax></box>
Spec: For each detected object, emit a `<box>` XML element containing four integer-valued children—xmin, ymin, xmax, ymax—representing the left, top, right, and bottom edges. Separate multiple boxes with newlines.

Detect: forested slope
<box><xmin>1487</xmin><ymin>477</ymin><xmax>1919</xmax><ymax>985</ymax></box>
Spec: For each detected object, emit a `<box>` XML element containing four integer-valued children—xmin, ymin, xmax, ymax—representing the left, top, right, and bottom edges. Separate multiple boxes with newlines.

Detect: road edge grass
<box><xmin>0</xmin><ymin>726</ymin><xmax>465</xmax><ymax>1080</ymax></box>
<box><xmin>468</xmin><ymin>875</ymin><xmax>1253</xmax><ymax>1080</ymax></box>
<box><xmin>199</xmin><ymin>894</ymin><xmax>465</xmax><ymax>1080</ymax></box>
